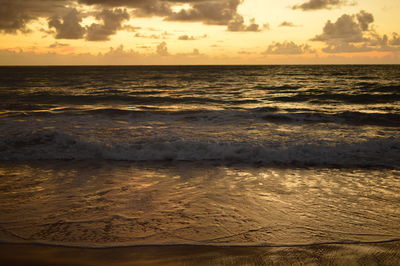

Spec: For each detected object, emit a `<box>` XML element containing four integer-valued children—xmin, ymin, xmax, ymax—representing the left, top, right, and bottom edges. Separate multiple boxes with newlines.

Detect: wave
<box><xmin>2</xmin><ymin>94</ymin><xmax>261</xmax><ymax>107</ymax></box>
<box><xmin>261</xmin><ymin>111</ymin><xmax>400</xmax><ymax>127</ymax></box>
<box><xmin>355</xmin><ymin>82</ymin><xmax>400</xmax><ymax>92</ymax></box>
<box><xmin>1</xmin><ymin>130</ymin><xmax>399</xmax><ymax>167</ymax></box>
<box><xmin>369</xmin><ymin>85</ymin><xmax>400</xmax><ymax>93</ymax></box>
<box><xmin>3</xmin><ymin>107</ymin><xmax>400</xmax><ymax>127</ymax></box>
<box><xmin>272</xmin><ymin>93</ymin><xmax>400</xmax><ymax>104</ymax></box>
<box><xmin>252</xmin><ymin>85</ymin><xmax>303</xmax><ymax>90</ymax></box>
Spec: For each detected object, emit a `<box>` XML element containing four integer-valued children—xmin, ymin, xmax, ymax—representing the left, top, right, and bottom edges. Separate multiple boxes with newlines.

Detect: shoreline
<box><xmin>1</xmin><ymin>237</ymin><xmax>400</xmax><ymax>249</ymax></box>
<box><xmin>1</xmin><ymin>240</ymin><xmax>400</xmax><ymax>265</ymax></box>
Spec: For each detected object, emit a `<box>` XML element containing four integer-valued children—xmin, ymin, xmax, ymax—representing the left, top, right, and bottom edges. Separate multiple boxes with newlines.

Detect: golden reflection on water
<box><xmin>0</xmin><ymin>162</ymin><xmax>399</xmax><ymax>246</ymax></box>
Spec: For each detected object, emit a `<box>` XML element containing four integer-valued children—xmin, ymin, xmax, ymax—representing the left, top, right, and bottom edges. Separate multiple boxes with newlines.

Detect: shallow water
<box><xmin>0</xmin><ymin>162</ymin><xmax>399</xmax><ymax>247</ymax></box>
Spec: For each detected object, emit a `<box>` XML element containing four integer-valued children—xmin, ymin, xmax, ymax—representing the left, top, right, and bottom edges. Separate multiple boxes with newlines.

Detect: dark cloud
<box><xmin>178</xmin><ymin>34</ymin><xmax>207</xmax><ymax>40</ymax></box>
<box><xmin>356</xmin><ymin>10</ymin><xmax>373</xmax><ymax>31</ymax></box>
<box><xmin>0</xmin><ymin>0</ymin><xmax>69</xmax><ymax>33</ymax></box>
<box><xmin>86</xmin><ymin>9</ymin><xmax>130</xmax><ymax>41</ymax></box>
<box><xmin>0</xmin><ymin>0</ymin><xmax>164</xmax><ymax>35</ymax></box>
<box><xmin>156</xmin><ymin>41</ymin><xmax>169</xmax><ymax>56</ymax></box>
<box><xmin>78</xmin><ymin>0</ymin><xmax>146</xmax><ymax>6</ymax></box>
<box><xmin>134</xmin><ymin>1</ymin><xmax>172</xmax><ymax>17</ymax></box>
<box><xmin>78</xmin><ymin>0</ymin><xmax>171</xmax><ymax>16</ymax></box>
<box><xmin>49</xmin><ymin>9</ymin><xmax>85</xmax><ymax>39</ymax></box>
<box><xmin>166</xmin><ymin>0</ymin><xmax>264</xmax><ymax>31</ymax></box>
<box><xmin>178</xmin><ymin>35</ymin><xmax>197</xmax><ymax>40</ymax></box>
<box><xmin>292</xmin><ymin>0</ymin><xmax>351</xmax><ymax>11</ymax></box>
<box><xmin>313</xmin><ymin>11</ymin><xmax>400</xmax><ymax>53</ymax></box>
<box><xmin>227</xmin><ymin>17</ymin><xmax>262</xmax><ymax>32</ymax></box>
<box><xmin>312</xmin><ymin>12</ymin><xmax>368</xmax><ymax>43</ymax></box>
<box><xmin>263</xmin><ymin>41</ymin><xmax>315</xmax><ymax>54</ymax></box>
<box><xmin>167</xmin><ymin>0</ymin><xmax>240</xmax><ymax>25</ymax></box>
<box><xmin>79</xmin><ymin>0</ymin><xmax>255</xmax><ymax>30</ymax></box>
<box><xmin>0</xmin><ymin>0</ymin><xmax>264</xmax><ymax>38</ymax></box>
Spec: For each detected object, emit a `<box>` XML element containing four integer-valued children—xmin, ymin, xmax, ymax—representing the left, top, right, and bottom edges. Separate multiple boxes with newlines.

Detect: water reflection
<box><xmin>0</xmin><ymin>161</ymin><xmax>399</xmax><ymax>246</ymax></box>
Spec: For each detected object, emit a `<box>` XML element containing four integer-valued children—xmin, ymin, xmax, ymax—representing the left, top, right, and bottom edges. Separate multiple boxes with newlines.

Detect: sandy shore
<box><xmin>1</xmin><ymin>241</ymin><xmax>400</xmax><ymax>265</ymax></box>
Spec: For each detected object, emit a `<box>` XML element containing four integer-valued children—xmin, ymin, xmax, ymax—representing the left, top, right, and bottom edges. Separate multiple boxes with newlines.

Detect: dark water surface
<box><xmin>0</xmin><ymin>65</ymin><xmax>399</xmax><ymax>247</ymax></box>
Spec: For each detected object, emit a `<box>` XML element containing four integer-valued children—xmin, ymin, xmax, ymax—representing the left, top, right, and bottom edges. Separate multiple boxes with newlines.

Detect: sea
<box><xmin>0</xmin><ymin>65</ymin><xmax>399</xmax><ymax>247</ymax></box>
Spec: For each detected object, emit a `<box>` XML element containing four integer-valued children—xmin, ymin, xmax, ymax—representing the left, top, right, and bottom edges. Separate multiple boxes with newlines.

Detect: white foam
<box><xmin>1</xmin><ymin>130</ymin><xmax>399</xmax><ymax>167</ymax></box>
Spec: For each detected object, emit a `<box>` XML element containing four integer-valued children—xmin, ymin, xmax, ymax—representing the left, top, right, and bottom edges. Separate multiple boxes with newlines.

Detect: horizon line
<box><xmin>1</xmin><ymin>63</ymin><xmax>400</xmax><ymax>67</ymax></box>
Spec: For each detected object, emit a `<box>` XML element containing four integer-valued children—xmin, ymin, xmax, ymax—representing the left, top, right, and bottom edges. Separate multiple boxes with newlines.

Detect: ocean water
<box><xmin>0</xmin><ymin>65</ymin><xmax>399</xmax><ymax>247</ymax></box>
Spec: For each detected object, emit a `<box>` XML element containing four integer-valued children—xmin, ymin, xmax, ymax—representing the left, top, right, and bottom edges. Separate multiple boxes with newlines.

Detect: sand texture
<box><xmin>1</xmin><ymin>241</ymin><xmax>400</xmax><ymax>265</ymax></box>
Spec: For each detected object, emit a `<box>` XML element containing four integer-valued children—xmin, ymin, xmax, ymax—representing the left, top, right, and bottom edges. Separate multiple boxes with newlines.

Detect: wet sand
<box><xmin>1</xmin><ymin>240</ymin><xmax>400</xmax><ymax>265</ymax></box>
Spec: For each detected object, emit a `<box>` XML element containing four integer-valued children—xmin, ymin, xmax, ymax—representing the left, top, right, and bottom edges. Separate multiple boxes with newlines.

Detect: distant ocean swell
<box><xmin>2</xmin><ymin>90</ymin><xmax>399</xmax><ymax>105</ymax></box>
<box><xmin>1</xmin><ymin>130</ymin><xmax>399</xmax><ymax>167</ymax></box>
<box><xmin>2</xmin><ymin>108</ymin><xmax>400</xmax><ymax>127</ymax></box>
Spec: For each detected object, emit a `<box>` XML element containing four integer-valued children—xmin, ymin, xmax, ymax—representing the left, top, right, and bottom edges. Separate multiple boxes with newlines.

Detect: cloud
<box><xmin>279</xmin><ymin>21</ymin><xmax>296</xmax><ymax>27</ymax></box>
<box><xmin>0</xmin><ymin>0</ymin><xmax>169</xmax><ymax>35</ymax></box>
<box><xmin>0</xmin><ymin>0</ymin><xmax>69</xmax><ymax>33</ymax></box>
<box><xmin>46</xmin><ymin>6</ymin><xmax>131</xmax><ymax>41</ymax></box>
<box><xmin>0</xmin><ymin>0</ymin><xmax>266</xmax><ymax>39</ymax></box>
<box><xmin>312</xmin><ymin>12</ymin><xmax>366</xmax><ymax>43</ymax></box>
<box><xmin>49</xmin><ymin>42</ymin><xmax>70</xmax><ymax>48</ymax></box>
<box><xmin>356</xmin><ymin>10</ymin><xmax>373</xmax><ymax>31</ymax></box>
<box><xmin>292</xmin><ymin>0</ymin><xmax>352</xmax><ymax>11</ymax></box>
<box><xmin>178</xmin><ymin>34</ymin><xmax>207</xmax><ymax>40</ymax></box>
<box><xmin>178</xmin><ymin>35</ymin><xmax>196</xmax><ymax>40</ymax></box>
<box><xmin>156</xmin><ymin>41</ymin><xmax>169</xmax><ymax>56</ymax></box>
<box><xmin>136</xmin><ymin>45</ymin><xmax>151</xmax><ymax>49</ymax></box>
<box><xmin>1</xmin><ymin>45</ymin><xmax>399</xmax><ymax>65</ymax></box>
<box><xmin>166</xmin><ymin>0</ymin><xmax>240</xmax><ymax>25</ymax></box>
<box><xmin>135</xmin><ymin>31</ymin><xmax>171</xmax><ymax>39</ymax></box>
<box><xmin>227</xmin><ymin>17</ymin><xmax>262</xmax><ymax>32</ymax></box>
<box><xmin>101</xmin><ymin>44</ymin><xmax>139</xmax><ymax>59</ymax></box>
<box><xmin>390</xmin><ymin>33</ymin><xmax>400</xmax><ymax>46</ymax></box>
<box><xmin>176</xmin><ymin>48</ymin><xmax>201</xmax><ymax>56</ymax></box>
<box><xmin>48</xmin><ymin>8</ymin><xmax>86</xmax><ymax>39</ymax></box>
<box><xmin>48</xmin><ymin>42</ymin><xmax>75</xmax><ymax>53</ymax></box>
<box><xmin>122</xmin><ymin>25</ymin><xmax>141</xmax><ymax>32</ymax></box>
<box><xmin>192</xmin><ymin>48</ymin><xmax>200</xmax><ymax>55</ymax></box>
<box><xmin>312</xmin><ymin>11</ymin><xmax>400</xmax><ymax>53</ymax></box>
<box><xmin>166</xmin><ymin>0</ymin><xmax>263</xmax><ymax>31</ymax></box>
<box><xmin>86</xmin><ymin>8</ymin><xmax>130</xmax><ymax>41</ymax></box>
<box><xmin>263</xmin><ymin>41</ymin><xmax>315</xmax><ymax>55</ymax></box>
<box><xmin>78</xmin><ymin>0</ymin><xmax>172</xmax><ymax>16</ymax></box>
<box><xmin>79</xmin><ymin>0</ymin><xmax>263</xmax><ymax>31</ymax></box>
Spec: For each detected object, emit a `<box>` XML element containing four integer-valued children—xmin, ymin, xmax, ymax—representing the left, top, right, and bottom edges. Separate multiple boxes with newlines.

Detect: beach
<box><xmin>1</xmin><ymin>240</ymin><xmax>400</xmax><ymax>265</ymax></box>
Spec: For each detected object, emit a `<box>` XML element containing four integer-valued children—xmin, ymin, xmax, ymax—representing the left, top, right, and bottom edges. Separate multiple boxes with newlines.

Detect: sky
<box><xmin>0</xmin><ymin>0</ymin><xmax>399</xmax><ymax>65</ymax></box>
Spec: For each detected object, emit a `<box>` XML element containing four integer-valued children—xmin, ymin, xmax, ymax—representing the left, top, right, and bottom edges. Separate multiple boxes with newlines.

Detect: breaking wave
<box><xmin>1</xmin><ymin>130</ymin><xmax>399</xmax><ymax>167</ymax></box>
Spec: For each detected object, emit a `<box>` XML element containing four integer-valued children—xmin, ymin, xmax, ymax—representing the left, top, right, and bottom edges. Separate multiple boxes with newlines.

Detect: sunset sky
<box><xmin>0</xmin><ymin>0</ymin><xmax>399</xmax><ymax>64</ymax></box>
